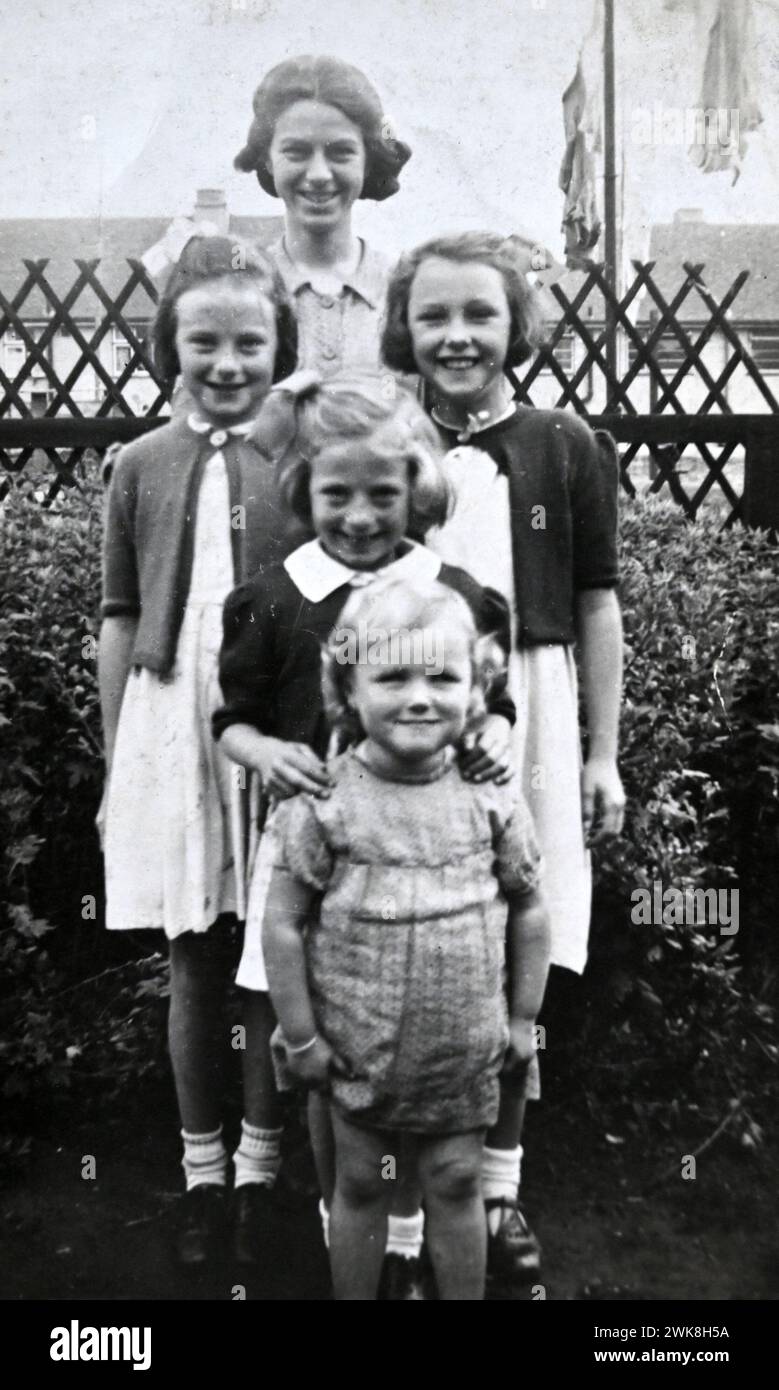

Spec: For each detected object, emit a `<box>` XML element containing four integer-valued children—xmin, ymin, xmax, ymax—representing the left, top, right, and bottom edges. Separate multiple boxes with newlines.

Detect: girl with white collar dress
<box><xmin>213</xmin><ymin>371</ymin><xmax>517</xmax><ymax>1291</ymax></box>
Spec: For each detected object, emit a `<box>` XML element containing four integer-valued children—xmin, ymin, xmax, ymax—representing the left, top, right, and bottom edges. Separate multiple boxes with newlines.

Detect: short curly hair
<box><xmin>322</xmin><ymin>576</ymin><xmax>506</xmax><ymax>747</ymax></box>
<box><xmin>152</xmin><ymin>234</ymin><xmax>297</xmax><ymax>388</ymax></box>
<box><xmin>233</xmin><ymin>54</ymin><xmax>411</xmax><ymax>202</ymax></box>
<box><xmin>381</xmin><ymin>231</ymin><xmax>546</xmax><ymax>374</ymax></box>
<box><xmin>278</xmin><ymin>369</ymin><xmax>451</xmax><ymax>537</ymax></box>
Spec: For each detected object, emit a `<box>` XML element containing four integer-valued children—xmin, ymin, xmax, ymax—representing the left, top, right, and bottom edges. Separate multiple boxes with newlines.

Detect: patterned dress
<box><xmin>270</xmin><ymin>748</ymin><xmax>541</xmax><ymax>1134</ymax></box>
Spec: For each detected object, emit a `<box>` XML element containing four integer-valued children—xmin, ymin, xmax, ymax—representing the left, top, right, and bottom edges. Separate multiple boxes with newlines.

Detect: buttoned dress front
<box><xmin>268</xmin><ymin>236</ymin><xmax>390</xmax><ymax>377</ymax></box>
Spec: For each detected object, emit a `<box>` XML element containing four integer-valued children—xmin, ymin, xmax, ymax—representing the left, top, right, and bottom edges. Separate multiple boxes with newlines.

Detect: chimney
<box><xmin>673</xmin><ymin>208</ymin><xmax>705</xmax><ymax>224</ymax></box>
<box><xmin>194</xmin><ymin>189</ymin><xmax>229</xmax><ymax>234</ymax></box>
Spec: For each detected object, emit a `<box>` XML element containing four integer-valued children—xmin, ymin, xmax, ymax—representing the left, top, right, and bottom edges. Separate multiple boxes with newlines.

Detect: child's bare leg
<box><xmin>329</xmin><ymin>1109</ymin><xmax>390</xmax><ymax>1300</ymax></box>
<box><xmin>233</xmin><ymin>989</ymin><xmax>283</xmax><ymax>1263</ymax></box>
<box><xmin>484</xmin><ymin>1078</ymin><xmax>540</xmax><ymax>1282</ymax></box>
<box><xmin>240</xmin><ymin>989</ymin><xmax>283</xmax><ymax>1130</ymax></box>
<box><xmin>308</xmin><ymin>1090</ymin><xmax>336</xmax><ymax>1207</ymax></box>
<box><xmin>391</xmin><ymin>1134</ymin><xmax>424</xmax><ymax>1216</ymax></box>
<box><xmin>487</xmin><ymin>1084</ymin><xmax>526</xmax><ymax>1150</ymax></box>
<box><xmin>168</xmin><ymin>929</ymin><xmax>230</xmax><ymax>1134</ymax></box>
<box><xmin>418</xmin><ymin>1129</ymin><xmax>486</xmax><ymax>1300</ymax></box>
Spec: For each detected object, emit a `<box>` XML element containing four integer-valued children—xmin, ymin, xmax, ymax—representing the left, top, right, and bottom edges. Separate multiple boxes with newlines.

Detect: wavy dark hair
<box><xmin>381</xmin><ymin>231</ymin><xmax>546</xmax><ymax>374</ymax></box>
<box><xmin>234</xmin><ymin>54</ymin><xmax>411</xmax><ymax>202</ymax></box>
<box><xmin>152</xmin><ymin>235</ymin><xmax>297</xmax><ymax>387</ymax></box>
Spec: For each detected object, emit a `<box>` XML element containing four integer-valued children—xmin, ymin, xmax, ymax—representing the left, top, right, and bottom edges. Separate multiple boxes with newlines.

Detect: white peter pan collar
<box><xmin>283</xmin><ymin>539</ymin><xmax>442</xmax><ymax>604</ymax></box>
<box><xmin>187</xmin><ymin>414</ymin><xmax>255</xmax><ymax>450</ymax></box>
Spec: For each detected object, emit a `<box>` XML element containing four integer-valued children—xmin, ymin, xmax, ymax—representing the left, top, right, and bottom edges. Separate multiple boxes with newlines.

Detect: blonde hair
<box><xmin>322</xmin><ymin>575</ymin><xmax>506</xmax><ymax>747</ymax></box>
<box><xmin>278</xmin><ymin>369</ymin><xmax>452</xmax><ymax>537</ymax></box>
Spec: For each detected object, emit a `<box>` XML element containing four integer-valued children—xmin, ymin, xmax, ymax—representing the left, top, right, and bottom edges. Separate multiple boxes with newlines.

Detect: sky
<box><xmin>1</xmin><ymin>0</ymin><xmax>778</xmax><ymax>263</ymax></box>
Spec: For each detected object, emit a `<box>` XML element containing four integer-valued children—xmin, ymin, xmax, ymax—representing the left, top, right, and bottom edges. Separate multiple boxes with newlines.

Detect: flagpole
<box><xmin>603</xmin><ymin>0</ymin><xmax>619</xmax><ymax>404</ymax></box>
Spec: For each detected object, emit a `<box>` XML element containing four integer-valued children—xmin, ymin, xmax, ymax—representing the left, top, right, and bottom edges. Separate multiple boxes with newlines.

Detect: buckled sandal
<box><xmin>485</xmin><ymin>1197</ymin><xmax>542</xmax><ymax>1286</ymax></box>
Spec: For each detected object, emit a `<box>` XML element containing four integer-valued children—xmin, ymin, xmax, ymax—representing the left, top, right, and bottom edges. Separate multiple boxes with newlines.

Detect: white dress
<box><xmin>427</xmin><ymin>442</ymin><xmax>592</xmax><ymax>975</ymax></box>
<box><xmin>104</xmin><ymin>449</ymin><xmax>245</xmax><ymax>938</ymax></box>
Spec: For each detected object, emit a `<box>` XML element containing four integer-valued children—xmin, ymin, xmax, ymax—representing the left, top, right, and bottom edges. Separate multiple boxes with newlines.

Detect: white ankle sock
<box><xmin>181</xmin><ymin>1126</ymin><xmax>228</xmax><ymax>1191</ymax></box>
<box><xmin>386</xmin><ymin>1210</ymin><xmax>425</xmax><ymax>1259</ymax></box>
<box><xmin>482</xmin><ymin>1145</ymin><xmax>522</xmax><ymax>1233</ymax></box>
<box><xmin>233</xmin><ymin>1120</ymin><xmax>283</xmax><ymax>1190</ymax></box>
<box><xmin>319</xmin><ymin>1198</ymin><xmax>330</xmax><ymax>1250</ymax></box>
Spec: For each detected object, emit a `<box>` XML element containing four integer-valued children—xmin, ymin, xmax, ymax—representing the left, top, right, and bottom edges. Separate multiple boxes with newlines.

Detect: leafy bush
<box><xmin>2</xmin><ymin>472</ymin><xmax>777</xmax><ymax>1129</ymax></box>
<box><xmin>558</xmin><ymin>498</ymin><xmax>779</xmax><ymax>1126</ymax></box>
<box><xmin>1</xmin><ymin>462</ymin><xmax>110</xmax><ymax>1103</ymax></box>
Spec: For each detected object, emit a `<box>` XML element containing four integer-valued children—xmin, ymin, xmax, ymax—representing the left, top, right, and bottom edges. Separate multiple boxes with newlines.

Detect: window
<box><xmin>541</xmin><ymin>329</ymin><xmax>575</xmax><ymax>373</ymax></box>
<box><xmin>3</xmin><ymin>329</ymin><xmax>25</xmax><ymax>376</ymax></box>
<box><xmin>112</xmin><ymin>329</ymin><xmax>133</xmax><ymax>376</ymax></box>
<box><xmin>750</xmin><ymin>330</ymin><xmax>779</xmax><ymax>372</ymax></box>
<box><xmin>628</xmin><ymin>332</ymin><xmax>687</xmax><ymax>372</ymax></box>
<box><xmin>111</xmin><ymin>326</ymin><xmax>148</xmax><ymax>377</ymax></box>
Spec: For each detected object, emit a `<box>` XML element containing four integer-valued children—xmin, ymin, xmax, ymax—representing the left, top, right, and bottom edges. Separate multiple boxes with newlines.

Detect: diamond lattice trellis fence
<box><xmin>1</xmin><ymin>255</ymin><xmax>779</xmax><ymax>526</ymax></box>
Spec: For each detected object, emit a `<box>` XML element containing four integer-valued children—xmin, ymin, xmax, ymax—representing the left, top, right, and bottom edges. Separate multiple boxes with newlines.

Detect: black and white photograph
<box><xmin>0</xmin><ymin>0</ymin><xmax>777</xmax><ymax>1354</ymax></box>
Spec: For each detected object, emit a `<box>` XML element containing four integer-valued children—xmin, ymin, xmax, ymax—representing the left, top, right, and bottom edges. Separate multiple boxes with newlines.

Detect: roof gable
<box><xmin>0</xmin><ymin>214</ymin><xmax>283</xmax><ymax>322</ymax></box>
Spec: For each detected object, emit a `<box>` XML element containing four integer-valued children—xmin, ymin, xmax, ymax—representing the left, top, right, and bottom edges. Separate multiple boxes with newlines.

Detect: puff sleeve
<box><xmin>101</xmin><ymin>448</ymin><xmax>140</xmax><ymax>618</ymax></box>
<box><xmin>270</xmin><ymin>795</ymin><xmax>335</xmax><ymax>894</ymax></box>
<box><xmin>490</xmin><ymin>785</ymin><xmax>543</xmax><ymax>896</ymax></box>
<box><xmin>568</xmin><ymin>420</ymin><xmax>620</xmax><ymax>591</ymax></box>
<box><xmin>213</xmin><ymin>580</ymin><xmax>278</xmax><ymax>740</ymax></box>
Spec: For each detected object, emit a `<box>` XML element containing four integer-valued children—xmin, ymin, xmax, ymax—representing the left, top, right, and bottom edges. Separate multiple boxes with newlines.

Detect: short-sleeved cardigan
<box><xmin>213</xmin><ymin>552</ymin><xmax>516</xmax><ymax>751</ymax></box>
<box><xmin>101</xmin><ymin>417</ymin><xmax>303</xmax><ymax>675</ymax></box>
<box><xmin>431</xmin><ymin>406</ymin><xmax>620</xmax><ymax>647</ymax></box>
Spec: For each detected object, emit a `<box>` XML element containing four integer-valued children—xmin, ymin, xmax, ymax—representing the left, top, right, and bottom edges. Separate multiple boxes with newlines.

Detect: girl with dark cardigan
<box><xmin>383</xmin><ymin>230</ymin><xmax>626</xmax><ymax>1291</ymax></box>
<box><xmin>99</xmin><ymin>236</ymin><xmax>297</xmax><ymax>1271</ymax></box>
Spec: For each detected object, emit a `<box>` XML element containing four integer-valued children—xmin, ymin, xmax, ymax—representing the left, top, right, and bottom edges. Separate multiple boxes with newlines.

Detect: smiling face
<box><xmin>309</xmin><ymin>422</ymin><xmax>411</xmax><ymax>571</ymax></box>
<box><xmin>267</xmin><ymin>99</ymin><xmax>366</xmax><ymax>236</ymax></box>
<box><xmin>407</xmin><ymin>256</ymin><xmax>512</xmax><ymax>416</ymax></box>
<box><xmin>174</xmin><ymin>280</ymin><xmax>278</xmax><ymax>425</ymax></box>
<box><xmin>350</xmin><ymin>613</ymin><xmax>473</xmax><ymax>774</ymax></box>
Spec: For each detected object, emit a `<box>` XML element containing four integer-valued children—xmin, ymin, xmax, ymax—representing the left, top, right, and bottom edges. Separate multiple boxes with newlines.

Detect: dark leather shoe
<box><xmin>233</xmin><ymin>1183</ymin><xmax>275</xmax><ymax>1267</ymax></box>
<box><xmin>377</xmin><ymin>1253</ymin><xmax>426</xmax><ymax>1300</ymax></box>
<box><xmin>175</xmin><ymin>1185</ymin><xmax>227</xmax><ymax>1269</ymax></box>
<box><xmin>486</xmin><ymin>1198</ymin><xmax>542</xmax><ymax>1286</ymax></box>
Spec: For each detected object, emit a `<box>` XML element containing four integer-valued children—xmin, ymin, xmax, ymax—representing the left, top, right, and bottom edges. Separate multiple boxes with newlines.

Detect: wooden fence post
<box><xmin>743</xmin><ymin>421</ymin><xmax>779</xmax><ymax>532</ymax></box>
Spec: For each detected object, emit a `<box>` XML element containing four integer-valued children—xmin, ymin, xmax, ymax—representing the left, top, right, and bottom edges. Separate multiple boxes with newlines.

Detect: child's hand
<box><xmin>459</xmin><ymin>714</ymin><xmax>514</xmax><ymax>784</ymax></box>
<box><xmin>581</xmin><ymin>755</ymin><xmax>625</xmax><ymax>844</ymax></box>
<box><xmin>95</xmin><ymin>782</ymin><xmax>109</xmax><ymax>853</ymax></box>
<box><xmin>257</xmin><ymin>738</ymin><xmax>332</xmax><ymax>800</ymax></box>
<box><xmin>502</xmin><ymin>1018</ymin><xmax>537</xmax><ymax>1090</ymax></box>
<box><xmin>286</xmin><ymin>1034</ymin><xmax>333</xmax><ymax>1090</ymax></box>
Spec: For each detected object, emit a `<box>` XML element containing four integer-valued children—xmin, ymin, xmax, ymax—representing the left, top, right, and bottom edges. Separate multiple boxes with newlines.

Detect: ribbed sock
<box><xmin>233</xmin><ymin>1120</ymin><xmax>283</xmax><ymax>1190</ymax></box>
<box><xmin>386</xmin><ymin>1210</ymin><xmax>425</xmax><ymax>1259</ymax></box>
<box><xmin>181</xmin><ymin>1126</ymin><xmax>228</xmax><ymax>1191</ymax></box>
<box><xmin>319</xmin><ymin>1198</ymin><xmax>330</xmax><ymax>1250</ymax></box>
<box><xmin>482</xmin><ymin>1145</ymin><xmax>522</xmax><ymax>1235</ymax></box>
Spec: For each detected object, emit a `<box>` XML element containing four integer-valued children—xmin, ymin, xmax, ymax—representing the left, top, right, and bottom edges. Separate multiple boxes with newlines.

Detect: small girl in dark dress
<box><xmin>212</xmin><ymin>370</ymin><xmax>517</xmax><ymax>1288</ymax></box>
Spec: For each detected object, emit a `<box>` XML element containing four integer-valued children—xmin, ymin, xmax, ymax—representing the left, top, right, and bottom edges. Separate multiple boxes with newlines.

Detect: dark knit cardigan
<box><xmin>213</xmin><ymin>560</ymin><xmax>515</xmax><ymax>754</ymax></box>
<box><xmin>432</xmin><ymin>406</ymin><xmax>620</xmax><ymax>646</ymax></box>
<box><xmin>101</xmin><ymin>417</ymin><xmax>303</xmax><ymax>674</ymax></box>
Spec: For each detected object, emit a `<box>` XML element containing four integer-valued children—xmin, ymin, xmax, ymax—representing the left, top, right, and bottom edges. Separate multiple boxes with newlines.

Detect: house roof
<box><xmin>641</xmin><ymin>221</ymin><xmax>779</xmax><ymax>323</ymax></box>
<box><xmin>536</xmin><ymin>221</ymin><xmax>779</xmax><ymax>329</ymax></box>
<box><xmin>0</xmin><ymin>214</ymin><xmax>283</xmax><ymax>323</ymax></box>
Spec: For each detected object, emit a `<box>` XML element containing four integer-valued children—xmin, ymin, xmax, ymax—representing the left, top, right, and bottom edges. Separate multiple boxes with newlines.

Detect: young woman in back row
<box><xmin>233</xmin><ymin>56</ymin><xmax>450</xmax><ymax>1295</ymax></box>
<box><xmin>383</xmin><ymin>231</ymin><xmax>626</xmax><ymax>1291</ymax></box>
